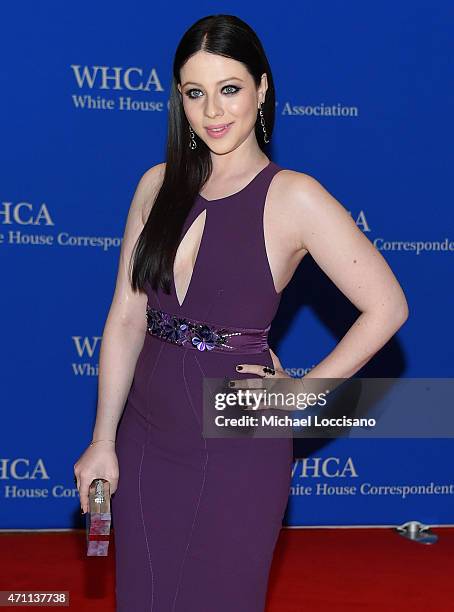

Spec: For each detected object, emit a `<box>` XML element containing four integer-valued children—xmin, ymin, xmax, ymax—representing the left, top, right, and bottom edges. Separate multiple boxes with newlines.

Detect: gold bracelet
<box><xmin>89</xmin><ymin>439</ymin><xmax>115</xmax><ymax>447</ymax></box>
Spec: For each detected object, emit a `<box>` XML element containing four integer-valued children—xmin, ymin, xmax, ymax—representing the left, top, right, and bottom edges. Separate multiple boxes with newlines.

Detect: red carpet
<box><xmin>2</xmin><ymin>527</ymin><xmax>453</xmax><ymax>610</ymax></box>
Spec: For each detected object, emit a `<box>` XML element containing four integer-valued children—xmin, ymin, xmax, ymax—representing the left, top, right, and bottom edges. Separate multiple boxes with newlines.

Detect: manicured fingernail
<box><xmin>236</xmin><ymin>365</ymin><xmax>243</xmax><ymax>371</ymax></box>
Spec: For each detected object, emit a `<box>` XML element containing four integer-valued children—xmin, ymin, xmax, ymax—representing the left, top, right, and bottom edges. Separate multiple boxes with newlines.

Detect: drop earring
<box><xmin>259</xmin><ymin>101</ymin><xmax>270</xmax><ymax>144</ymax></box>
<box><xmin>189</xmin><ymin>125</ymin><xmax>197</xmax><ymax>150</ymax></box>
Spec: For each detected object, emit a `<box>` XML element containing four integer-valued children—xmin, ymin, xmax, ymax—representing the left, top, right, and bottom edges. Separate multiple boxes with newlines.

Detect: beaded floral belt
<box><xmin>146</xmin><ymin>305</ymin><xmax>270</xmax><ymax>353</ymax></box>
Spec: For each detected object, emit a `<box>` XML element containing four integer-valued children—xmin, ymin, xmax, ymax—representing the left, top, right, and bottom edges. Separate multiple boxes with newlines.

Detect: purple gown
<box><xmin>112</xmin><ymin>160</ymin><xmax>294</xmax><ymax>611</ymax></box>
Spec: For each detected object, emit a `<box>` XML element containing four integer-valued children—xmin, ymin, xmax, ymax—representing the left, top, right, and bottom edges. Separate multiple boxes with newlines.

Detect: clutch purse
<box><xmin>85</xmin><ymin>478</ymin><xmax>112</xmax><ymax>556</ymax></box>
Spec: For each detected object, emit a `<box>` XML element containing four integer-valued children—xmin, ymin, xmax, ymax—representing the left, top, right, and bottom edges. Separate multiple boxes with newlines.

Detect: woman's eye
<box><xmin>185</xmin><ymin>85</ymin><xmax>241</xmax><ymax>99</ymax></box>
<box><xmin>223</xmin><ymin>85</ymin><xmax>240</xmax><ymax>95</ymax></box>
<box><xmin>186</xmin><ymin>89</ymin><xmax>203</xmax><ymax>99</ymax></box>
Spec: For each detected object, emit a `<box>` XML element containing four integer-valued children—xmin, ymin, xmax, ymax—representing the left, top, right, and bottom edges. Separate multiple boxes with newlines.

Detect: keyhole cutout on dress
<box><xmin>173</xmin><ymin>208</ymin><xmax>207</xmax><ymax>308</ymax></box>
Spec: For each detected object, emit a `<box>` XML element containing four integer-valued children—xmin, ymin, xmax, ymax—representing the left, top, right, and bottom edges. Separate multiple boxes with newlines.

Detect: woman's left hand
<box><xmin>228</xmin><ymin>348</ymin><xmax>296</xmax><ymax>410</ymax></box>
<box><xmin>232</xmin><ymin>347</ymin><xmax>290</xmax><ymax>382</ymax></box>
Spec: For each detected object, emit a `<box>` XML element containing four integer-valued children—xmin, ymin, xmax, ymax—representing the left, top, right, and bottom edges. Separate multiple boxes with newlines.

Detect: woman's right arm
<box><xmin>74</xmin><ymin>162</ymin><xmax>165</xmax><ymax>513</ymax></box>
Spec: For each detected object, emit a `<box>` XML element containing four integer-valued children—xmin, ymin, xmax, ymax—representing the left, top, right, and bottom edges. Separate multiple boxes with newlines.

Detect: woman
<box><xmin>74</xmin><ymin>14</ymin><xmax>408</xmax><ymax>611</ymax></box>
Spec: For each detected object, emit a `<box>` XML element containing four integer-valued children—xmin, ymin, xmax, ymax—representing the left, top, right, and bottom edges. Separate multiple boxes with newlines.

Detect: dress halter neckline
<box><xmin>198</xmin><ymin>160</ymin><xmax>273</xmax><ymax>203</ymax></box>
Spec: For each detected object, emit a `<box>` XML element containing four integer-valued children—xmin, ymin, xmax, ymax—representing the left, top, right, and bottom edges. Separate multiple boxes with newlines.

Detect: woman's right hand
<box><xmin>73</xmin><ymin>441</ymin><xmax>119</xmax><ymax>514</ymax></box>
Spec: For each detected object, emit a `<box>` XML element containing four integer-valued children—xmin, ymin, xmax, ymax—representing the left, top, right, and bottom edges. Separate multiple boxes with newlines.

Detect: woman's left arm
<box><xmin>284</xmin><ymin>172</ymin><xmax>409</xmax><ymax>380</ymax></box>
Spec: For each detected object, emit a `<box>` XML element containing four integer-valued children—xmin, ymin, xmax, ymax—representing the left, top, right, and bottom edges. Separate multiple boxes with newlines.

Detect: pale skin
<box><xmin>74</xmin><ymin>50</ymin><xmax>409</xmax><ymax>512</ymax></box>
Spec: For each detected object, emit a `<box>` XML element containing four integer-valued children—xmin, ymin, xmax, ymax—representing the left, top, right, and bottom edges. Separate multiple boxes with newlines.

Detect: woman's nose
<box><xmin>205</xmin><ymin>96</ymin><xmax>223</xmax><ymax>118</ymax></box>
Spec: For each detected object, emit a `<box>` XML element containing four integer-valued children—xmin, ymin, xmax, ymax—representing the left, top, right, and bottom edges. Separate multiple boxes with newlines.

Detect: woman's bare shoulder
<box><xmin>270</xmin><ymin>167</ymin><xmax>352</xmax><ymax>252</ymax></box>
<box><xmin>273</xmin><ymin>167</ymin><xmax>346</xmax><ymax>220</ymax></box>
<box><xmin>272</xmin><ymin>167</ymin><xmax>323</xmax><ymax>201</ymax></box>
<box><xmin>137</xmin><ymin>162</ymin><xmax>166</xmax><ymax>225</ymax></box>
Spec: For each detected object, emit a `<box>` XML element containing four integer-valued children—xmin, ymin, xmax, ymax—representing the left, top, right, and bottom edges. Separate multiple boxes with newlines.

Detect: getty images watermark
<box><xmin>201</xmin><ymin>377</ymin><xmax>454</xmax><ymax>439</ymax></box>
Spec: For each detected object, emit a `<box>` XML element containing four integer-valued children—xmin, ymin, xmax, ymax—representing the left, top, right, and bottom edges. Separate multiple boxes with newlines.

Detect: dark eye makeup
<box><xmin>184</xmin><ymin>85</ymin><xmax>242</xmax><ymax>99</ymax></box>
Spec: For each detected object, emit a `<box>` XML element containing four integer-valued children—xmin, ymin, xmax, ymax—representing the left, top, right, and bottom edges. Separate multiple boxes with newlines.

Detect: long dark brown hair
<box><xmin>130</xmin><ymin>14</ymin><xmax>276</xmax><ymax>294</ymax></box>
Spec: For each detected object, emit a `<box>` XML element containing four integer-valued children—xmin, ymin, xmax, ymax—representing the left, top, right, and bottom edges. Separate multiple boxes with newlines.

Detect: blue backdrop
<box><xmin>1</xmin><ymin>1</ymin><xmax>453</xmax><ymax>529</ymax></box>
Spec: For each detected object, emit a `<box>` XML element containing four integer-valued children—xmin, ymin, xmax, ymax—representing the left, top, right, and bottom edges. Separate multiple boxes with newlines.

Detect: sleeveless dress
<box><xmin>112</xmin><ymin>160</ymin><xmax>294</xmax><ymax>611</ymax></box>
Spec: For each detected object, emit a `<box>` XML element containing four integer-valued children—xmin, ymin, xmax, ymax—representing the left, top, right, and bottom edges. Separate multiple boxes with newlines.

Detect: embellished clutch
<box><xmin>85</xmin><ymin>478</ymin><xmax>111</xmax><ymax>556</ymax></box>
